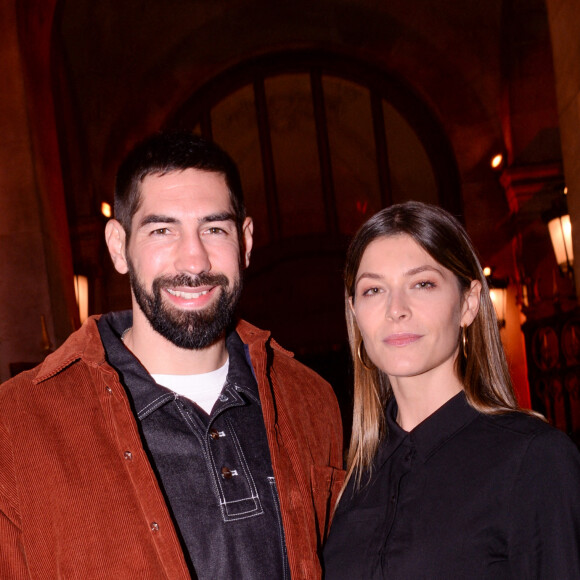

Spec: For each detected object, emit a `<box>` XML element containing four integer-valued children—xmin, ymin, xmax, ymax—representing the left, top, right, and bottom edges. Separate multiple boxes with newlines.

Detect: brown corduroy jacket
<box><xmin>0</xmin><ymin>316</ymin><xmax>344</xmax><ymax>579</ymax></box>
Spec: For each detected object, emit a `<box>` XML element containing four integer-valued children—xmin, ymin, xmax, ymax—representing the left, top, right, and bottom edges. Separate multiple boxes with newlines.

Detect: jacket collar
<box><xmin>34</xmin><ymin>315</ymin><xmax>106</xmax><ymax>383</ymax></box>
<box><xmin>236</xmin><ymin>319</ymin><xmax>294</xmax><ymax>358</ymax></box>
<box><xmin>33</xmin><ymin>314</ymin><xmax>280</xmax><ymax>384</ymax></box>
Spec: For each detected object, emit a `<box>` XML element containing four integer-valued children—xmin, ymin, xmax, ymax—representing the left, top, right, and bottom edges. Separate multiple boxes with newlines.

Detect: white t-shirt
<box><xmin>152</xmin><ymin>358</ymin><xmax>229</xmax><ymax>415</ymax></box>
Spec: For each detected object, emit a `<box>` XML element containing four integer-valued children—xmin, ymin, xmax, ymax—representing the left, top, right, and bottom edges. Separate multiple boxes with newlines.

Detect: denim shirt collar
<box><xmin>97</xmin><ymin>310</ymin><xmax>260</xmax><ymax>419</ymax></box>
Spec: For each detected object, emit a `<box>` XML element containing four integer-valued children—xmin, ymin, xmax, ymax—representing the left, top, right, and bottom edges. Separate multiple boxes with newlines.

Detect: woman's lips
<box><xmin>383</xmin><ymin>333</ymin><xmax>422</xmax><ymax>346</ymax></box>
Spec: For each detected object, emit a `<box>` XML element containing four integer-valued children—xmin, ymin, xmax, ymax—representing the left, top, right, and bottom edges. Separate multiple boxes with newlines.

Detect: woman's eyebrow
<box><xmin>355</xmin><ymin>265</ymin><xmax>443</xmax><ymax>287</ymax></box>
<box><xmin>404</xmin><ymin>265</ymin><xmax>443</xmax><ymax>277</ymax></box>
<box><xmin>355</xmin><ymin>272</ymin><xmax>383</xmax><ymax>286</ymax></box>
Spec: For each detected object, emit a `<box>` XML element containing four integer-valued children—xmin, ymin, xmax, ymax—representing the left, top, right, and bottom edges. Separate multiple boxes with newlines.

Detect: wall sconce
<box><xmin>547</xmin><ymin>214</ymin><xmax>573</xmax><ymax>273</ymax></box>
<box><xmin>490</xmin><ymin>153</ymin><xmax>504</xmax><ymax>170</ymax></box>
<box><xmin>490</xmin><ymin>286</ymin><xmax>508</xmax><ymax>329</ymax></box>
<box><xmin>74</xmin><ymin>275</ymin><xmax>89</xmax><ymax>324</ymax></box>
<box><xmin>485</xmin><ymin>268</ymin><xmax>508</xmax><ymax>328</ymax></box>
<box><xmin>542</xmin><ymin>186</ymin><xmax>574</xmax><ymax>278</ymax></box>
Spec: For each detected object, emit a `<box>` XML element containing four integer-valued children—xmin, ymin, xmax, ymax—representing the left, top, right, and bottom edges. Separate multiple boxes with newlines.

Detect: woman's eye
<box><xmin>415</xmin><ymin>280</ymin><xmax>435</xmax><ymax>289</ymax></box>
<box><xmin>362</xmin><ymin>287</ymin><xmax>381</xmax><ymax>296</ymax></box>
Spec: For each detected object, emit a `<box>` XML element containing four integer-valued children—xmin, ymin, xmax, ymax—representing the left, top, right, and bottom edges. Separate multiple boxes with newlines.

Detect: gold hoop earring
<box><xmin>357</xmin><ymin>340</ymin><xmax>374</xmax><ymax>371</ymax></box>
<box><xmin>461</xmin><ymin>325</ymin><xmax>468</xmax><ymax>359</ymax></box>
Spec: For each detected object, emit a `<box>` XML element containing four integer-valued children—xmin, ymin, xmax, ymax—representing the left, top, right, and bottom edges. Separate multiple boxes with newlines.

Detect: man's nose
<box><xmin>174</xmin><ymin>232</ymin><xmax>211</xmax><ymax>275</ymax></box>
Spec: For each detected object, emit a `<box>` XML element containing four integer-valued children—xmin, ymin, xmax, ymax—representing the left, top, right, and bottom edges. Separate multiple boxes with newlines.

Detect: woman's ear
<box><xmin>461</xmin><ymin>279</ymin><xmax>481</xmax><ymax>327</ymax></box>
<box><xmin>348</xmin><ymin>295</ymin><xmax>356</xmax><ymax>316</ymax></box>
<box><xmin>105</xmin><ymin>219</ymin><xmax>129</xmax><ymax>275</ymax></box>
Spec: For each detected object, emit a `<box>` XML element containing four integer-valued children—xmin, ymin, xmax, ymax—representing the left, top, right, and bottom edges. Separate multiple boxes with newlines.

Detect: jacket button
<box><xmin>150</xmin><ymin>522</ymin><xmax>159</xmax><ymax>532</ymax></box>
<box><xmin>210</xmin><ymin>428</ymin><xmax>220</xmax><ymax>440</ymax></box>
<box><xmin>124</xmin><ymin>451</ymin><xmax>133</xmax><ymax>460</ymax></box>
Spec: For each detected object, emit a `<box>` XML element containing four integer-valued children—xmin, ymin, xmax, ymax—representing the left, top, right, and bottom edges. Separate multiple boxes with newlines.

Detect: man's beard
<box><xmin>127</xmin><ymin>260</ymin><xmax>243</xmax><ymax>350</ymax></box>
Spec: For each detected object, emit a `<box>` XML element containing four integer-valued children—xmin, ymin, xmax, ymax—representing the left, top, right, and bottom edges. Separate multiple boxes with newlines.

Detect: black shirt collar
<box><xmin>380</xmin><ymin>390</ymin><xmax>479</xmax><ymax>466</ymax></box>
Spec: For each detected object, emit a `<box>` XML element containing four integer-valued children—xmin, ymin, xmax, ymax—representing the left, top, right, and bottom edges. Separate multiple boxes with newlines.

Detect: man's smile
<box><xmin>162</xmin><ymin>284</ymin><xmax>220</xmax><ymax>309</ymax></box>
<box><xmin>166</xmin><ymin>287</ymin><xmax>211</xmax><ymax>300</ymax></box>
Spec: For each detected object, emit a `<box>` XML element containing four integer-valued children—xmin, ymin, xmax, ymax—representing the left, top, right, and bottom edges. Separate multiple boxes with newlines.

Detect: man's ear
<box><xmin>242</xmin><ymin>217</ymin><xmax>254</xmax><ymax>268</ymax></box>
<box><xmin>461</xmin><ymin>279</ymin><xmax>482</xmax><ymax>327</ymax></box>
<box><xmin>105</xmin><ymin>219</ymin><xmax>129</xmax><ymax>275</ymax></box>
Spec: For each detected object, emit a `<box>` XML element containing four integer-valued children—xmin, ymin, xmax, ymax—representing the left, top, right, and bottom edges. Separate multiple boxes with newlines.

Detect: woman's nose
<box><xmin>386</xmin><ymin>289</ymin><xmax>410</xmax><ymax>320</ymax></box>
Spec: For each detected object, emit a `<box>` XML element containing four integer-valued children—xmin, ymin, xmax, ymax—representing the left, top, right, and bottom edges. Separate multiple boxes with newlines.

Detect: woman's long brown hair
<box><xmin>343</xmin><ymin>201</ymin><xmax>532</xmax><ymax>491</ymax></box>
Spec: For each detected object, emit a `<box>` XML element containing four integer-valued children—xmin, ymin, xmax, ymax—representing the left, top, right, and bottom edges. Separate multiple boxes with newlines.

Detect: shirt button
<box><xmin>210</xmin><ymin>428</ymin><xmax>220</xmax><ymax>440</ymax></box>
<box><xmin>124</xmin><ymin>451</ymin><xmax>133</xmax><ymax>460</ymax></box>
<box><xmin>105</xmin><ymin>386</ymin><xmax>112</xmax><ymax>394</ymax></box>
<box><xmin>150</xmin><ymin>522</ymin><xmax>159</xmax><ymax>532</ymax></box>
<box><xmin>221</xmin><ymin>466</ymin><xmax>233</xmax><ymax>479</ymax></box>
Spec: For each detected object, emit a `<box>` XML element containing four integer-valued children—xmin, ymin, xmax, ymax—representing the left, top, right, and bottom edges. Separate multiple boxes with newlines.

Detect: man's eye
<box><xmin>151</xmin><ymin>228</ymin><xmax>170</xmax><ymax>235</ymax></box>
<box><xmin>206</xmin><ymin>227</ymin><xmax>226</xmax><ymax>235</ymax></box>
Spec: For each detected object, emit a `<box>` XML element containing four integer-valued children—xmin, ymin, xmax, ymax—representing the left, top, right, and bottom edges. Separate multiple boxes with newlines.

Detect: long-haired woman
<box><xmin>323</xmin><ymin>201</ymin><xmax>580</xmax><ymax>579</ymax></box>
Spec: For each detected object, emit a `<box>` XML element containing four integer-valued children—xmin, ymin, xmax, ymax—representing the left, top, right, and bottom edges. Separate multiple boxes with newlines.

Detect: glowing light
<box><xmin>74</xmin><ymin>275</ymin><xmax>89</xmax><ymax>323</ymax></box>
<box><xmin>489</xmin><ymin>287</ymin><xmax>507</xmax><ymax>328</ymax></box>
<box><xmin>101</xmin><ymin>202</ymin><xmax>112</xmax><ymax>218</ymax></box>
<box><xmin>548</xmin><ymin>214</ymin><xmax>574</xmax><ymax>271</ymax></box>
<box><xmin>483</xmin><ymin>266</ymin><xmax>492</xmax><ymax>277</ymax></box>
<box><xmin>491</xmin><ymin>154</ymin><xmax>503</xmax><ymax>169</ymax></box>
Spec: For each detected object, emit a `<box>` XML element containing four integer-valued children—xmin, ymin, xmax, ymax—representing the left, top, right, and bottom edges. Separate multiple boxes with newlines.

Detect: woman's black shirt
<box><xmin>323</xmin><ymin>392</ymin><xmax>580</xmax><ymax>579</ymax></box>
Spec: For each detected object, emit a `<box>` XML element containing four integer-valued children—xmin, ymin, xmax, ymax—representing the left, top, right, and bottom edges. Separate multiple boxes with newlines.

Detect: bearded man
<box><xmin>0</xmin><ymin>131</ymin><xmax>344</xmax><ymax>579</ymax></box>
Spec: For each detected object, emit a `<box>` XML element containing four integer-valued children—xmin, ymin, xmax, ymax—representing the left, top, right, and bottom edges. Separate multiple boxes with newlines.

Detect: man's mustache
<box><xmin>154</xmin><ymin>272</ymin><xmax>229</xmax><ymax>289</ymax></box>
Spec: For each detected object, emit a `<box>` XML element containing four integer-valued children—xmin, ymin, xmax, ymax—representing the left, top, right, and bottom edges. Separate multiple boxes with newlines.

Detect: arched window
<box><xmin>167</xmin><ymin>51</ymin><xmax>461</xmax><ymax>365</ymax></box>
<box><xmin>169</xmin><ymin>51</ymin><xmax>461</xmax><ymax>247</ymax></box>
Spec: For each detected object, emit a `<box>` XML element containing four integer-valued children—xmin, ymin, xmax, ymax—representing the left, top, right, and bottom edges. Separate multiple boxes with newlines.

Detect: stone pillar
<box><xmin>0</xmin><ymin>1</ymin><xmax>77</xmax><ymax>380</ymax></box>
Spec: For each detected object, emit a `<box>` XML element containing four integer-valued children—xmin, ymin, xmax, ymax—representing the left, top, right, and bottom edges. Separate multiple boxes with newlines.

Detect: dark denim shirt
<box><xmin>98</xmin><ymin>311</ymin><xmax>289</xmax><ymax>580</ymax></box>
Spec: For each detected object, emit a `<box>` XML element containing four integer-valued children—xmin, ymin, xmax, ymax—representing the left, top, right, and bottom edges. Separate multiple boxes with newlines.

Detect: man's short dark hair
<box><xmin>114</xmin><ymin>131</ymin><xmax>246</xmax><ymax>240</ymax></box>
